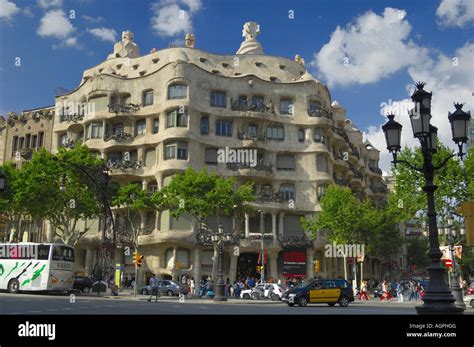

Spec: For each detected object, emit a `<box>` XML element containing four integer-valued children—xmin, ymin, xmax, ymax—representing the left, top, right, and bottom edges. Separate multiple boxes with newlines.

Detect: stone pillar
<box><xmin>85</xmin><ymin>248</ymin><xmax>94</xmax><ymax>276</ymax></box>
<box><xmin>244</xmin><ymin>214</ymin><xmax>250</xmax><ymax>237</ymax></box>
<box><xmin>278</xmin><ymin>213</ymin><xmax>285</xmax><ymax>237</ymax></box>
<box><xmin>193</xmin><ymin>248</ymin><xmax>201</xmax><ymax>284</ymax></box>
<box><xmin>271</xmin><ymin>213</ymin><xmax>277</xmax><ymax>246</ymax></box>
<box><xmin>306</xmin><ymin>248</ymin><xmax>315</xmax><ymax>279</ymax></box>
<box><xmin>259</xmin><ymin>211</ymin><xmax>265</xmax><ymax>234</ymax></box>
<box><xmin>45</xmin><ymin>220</ymin><xmax>54</xmax><ymax>242</ymax></box>
<box><xmin>229</xmin><ymin>253</ymin><xmax>238</xmax><ymax>283</ymax></box>
<box><xmin>172</xmin><ymin>247</ymin><xmax>177</xmax><ymax>280</ymax></box>
<box><xmin>142</xmin><ymin>180</ymin><xmax>147</xmax><ymax>191</ymax></box>
<box><xmin>269</xmin><ymin>251</ymin><xmax>278</xmax><ymax>281</ymax></box>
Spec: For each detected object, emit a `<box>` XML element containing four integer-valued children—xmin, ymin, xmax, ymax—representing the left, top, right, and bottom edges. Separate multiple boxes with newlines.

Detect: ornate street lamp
<box><xmin>382</xmin><ymin>82</ymin><xmax>471</xmax><ymax>315</ymax></box>
<box><xmin>438</xmin><ymin>215</ymin><xmax>466</xmax><ymax>309</ymax></box>
<box><xmin>214</xmin><ymin>222</ymin><xmax>229</xmax><ymax>302</ymax></box>
<box><xmin>0</xmin><ymin>169</ymin><xmax>5</xmax><ymax>193</ymax></box>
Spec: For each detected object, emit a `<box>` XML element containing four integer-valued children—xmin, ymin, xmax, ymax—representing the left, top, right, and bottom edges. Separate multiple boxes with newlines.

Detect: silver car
<box><xmin>140</xmin><ymin>280</ymin><xmax>180</xmax><ymax>296</ymax></box>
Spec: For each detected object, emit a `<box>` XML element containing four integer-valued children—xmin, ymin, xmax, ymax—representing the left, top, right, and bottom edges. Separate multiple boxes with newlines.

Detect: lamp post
<box><xmin>212</xmin><ymin>222</ymin><xmax>232</xmax><ymax>302</ymax></box>
<box><xmin>438</xmin><ymin>216</ymin><xmax>466</xmax><ymax>309</ymax></box>
<box><xmin>382</xmin><ymin>82</ymin><xmax>470</xmax><ymax>315</ymax></box>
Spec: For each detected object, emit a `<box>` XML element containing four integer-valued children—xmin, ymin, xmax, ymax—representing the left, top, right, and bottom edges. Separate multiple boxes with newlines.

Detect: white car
<box><xmin>463</xmin><ymin>294</ymin><xmax>474</xmax><ymax>309</ymax></box>
<box><xmin>240</xmin><ymin>283</ymin><xmax>286</xmax><ymax>301</ymax></box>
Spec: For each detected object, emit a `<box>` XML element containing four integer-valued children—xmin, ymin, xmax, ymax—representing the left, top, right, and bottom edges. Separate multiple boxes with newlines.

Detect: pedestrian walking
<box><xmin>396</xmin><ymin>281</ymin><xmax>404</xmax><ymax>303</ymax></box>
<box><xmin>380</xmin><ymin>280</ymin><xmax>391</xmax><ymax>301</ymax></box>
<box><xmin>147</xmin><ymin>274</ymin><xmax>160</xmax><ymax>303</ymax></box>
<box><xmin>358</xmin><ymin>280</ymin><xmax>369</xmax><ymax>301</ymax></box>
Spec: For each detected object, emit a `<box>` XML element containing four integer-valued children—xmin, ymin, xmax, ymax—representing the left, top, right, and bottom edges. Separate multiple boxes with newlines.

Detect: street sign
<box><xmin>444</xmin><ymin>259</ymin><xmax>453</xmax><ymax>267</ymax></box>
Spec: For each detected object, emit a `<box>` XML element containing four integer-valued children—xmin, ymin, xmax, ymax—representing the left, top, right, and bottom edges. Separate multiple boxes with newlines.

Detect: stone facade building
<box><xmin>4</xmin><ymin>23</ymin><xmax>388</xmax><ymax>284</ymax></box>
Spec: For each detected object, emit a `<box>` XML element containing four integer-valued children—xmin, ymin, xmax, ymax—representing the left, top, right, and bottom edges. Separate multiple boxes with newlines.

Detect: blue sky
<box><xmin>0</xmin><ymin>0</ymin><xmax>472</xmax><ymax>170</ymax></box>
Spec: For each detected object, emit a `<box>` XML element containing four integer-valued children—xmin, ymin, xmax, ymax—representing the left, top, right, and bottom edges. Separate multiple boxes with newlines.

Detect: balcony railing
<box><xmin>108</xmin><ymin>103</ymin><xmax>140</xmax><ymax>114</ymax></box>
<box><xmin>103</xmin><ymin>132</ymin><xmax>134</xmax><ymax>142</ymax></box>
<box><xmin>60</xmin><ymin>113</ymin><xmax>85</xmax><ymax>123</ymax></box>
<box><xmin>308</xmin><ymin>107</ymin><xmax>331</xmax><ymax>118</ymax></box>
<box><xmin>237</xmin><ymin>131</ymin><xmax>266</xmax><ymax>142</ymax></box>
<box><xmin>230</xmin><ymin>98</ymin><xmax>275</xmax><ymax>114</ymax></box>
<box><xmin>106</xmin><ymin>159</ymin><xmax>142</xmax><ymax>170</ymax></box>
<box><xmin>256</xmin><ymin>190</ymin><xmax>283</xmax><ymax>203</ymax></box>
<box><xmin>226</xmin><ymin>161</ymin><xmax>273</xmax><ymax>173</ymax></box>
<box><xmin>277</xmin><ymin>235</ymin><xmax>313</xmax><ymax>248</ymax></box>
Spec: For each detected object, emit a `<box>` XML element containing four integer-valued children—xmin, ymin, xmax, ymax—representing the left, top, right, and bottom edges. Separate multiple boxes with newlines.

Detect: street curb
<box><xmin>102</xmin><ymin>295</ymin><xmax>283</xmax><ymax>304</ymax></box>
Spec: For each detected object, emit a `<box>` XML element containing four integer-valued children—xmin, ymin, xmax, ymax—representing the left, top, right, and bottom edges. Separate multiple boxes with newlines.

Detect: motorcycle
<box><xmin>250</xmin><ymin>286</ymin><xmax>265</xmax><ymax>300</ymax></box>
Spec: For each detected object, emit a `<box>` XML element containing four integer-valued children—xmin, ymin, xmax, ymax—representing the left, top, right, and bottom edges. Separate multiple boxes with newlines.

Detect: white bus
<box><xmin>0</xmin><ymin>243</ymin><xmax>74</xmax><ymax>293</ymax></box>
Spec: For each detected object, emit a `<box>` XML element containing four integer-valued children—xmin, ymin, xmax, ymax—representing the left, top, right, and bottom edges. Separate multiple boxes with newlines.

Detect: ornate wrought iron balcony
<box><xmin>333</xmin><ymin>174</ymin><xmax>348</xmax><ymax>186</ymax></box>
<box><xmin>226</xmin><ymin>161</ymin><xmax>273</xmax><ymax>173</ymax></box>
<box><xmin>107</xmin><ymin>103</ymin><xmax>140</xmax><ymax>114</ymax></box>
<box><xmin>308</xmin><ymin>106</ymin><xmax>331</xmax><ymax>118</ymax></box>
<box><xmin>370</xmin><ymin>184</ymin><xmax>388</xmax><ymax>194</ymax></box>
<box><xmin>230</xmin><ymin>98</ymin><xmax>275</xmax><ymax>114</ymax></box>
<box><xmin>256</xmin><ymin>190</ymin><xmax>283</xmax><ymax>203</ymax></box>
<box><xmin>103</xmin><ymin>132</ymin><xmax>134</xmax><ymax>142</ymax></box>
<box><xmin>237</xmin><ymin>131</ymin><xmax>266</xmax><ymax>142</ymax></box>
<box><xmin>106</xmin><ymin>159</ymin><xmax>142</xmax><ymax>170</ymax></box>
<box><xmin>60</xmin><ymin>113</ymin><xmax>85</xmax><ymax>123</ymax></box>
<box><xmin>277</xmin><ymin>235</ymin><xmax>313</xmax><ymax>248</ymax></box>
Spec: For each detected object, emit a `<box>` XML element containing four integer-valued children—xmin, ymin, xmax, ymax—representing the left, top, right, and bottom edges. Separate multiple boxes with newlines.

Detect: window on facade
<box><xmin>298</xmin><ymin>129</ymin><xmax>306</xmax><ymax>142</ymax></box>
<box><xmin>135</xmin><ymin>119</ymin><xmax>146</xmax><ymax>136</ymax></box>
<box><xmin>25</xmin><ymin>134</ymin><xmax>31</xmax><ymax>148</ymax></box>
<box><xmin>143</xmin><ymin>90</ymin><xmax>154</xmax><ymax>106</ymax></box>
<box><xmin>166</xmin><ymin>109</ymin><xmax>187</xmax><ymax>128</ymax></box>
<box><xmin>216</xmin><ymin>120</ymin><xmax>232</xmax><ymax>137</ymax></box>
<box><xmin>176</xmin><ymin>248</ymin><xmax>190</xmax><ymax>269</ymax></box>
<box><xmin>210</xmin><ymin>91</ymin><xmax>226</xmax><ymax>108</ymax></box>
<box><xmin>168</xmin><ymin>84</ymin><xmax>187</xmax><ymax>100</ymax></box>
<box><xmin>317</xmin><ymin>184</ymin><xmax>328</xmax><ymax>200</ymax></box>
<box><xmin>266</xmin><ymin>125</ymin><xmax>284</xmax><ymax>141</ymax></box>
<box><xmin>314</xmin><ymin>128</ymin><xmax>326</xmax><ymax>144</ymax></box>
<box><xmin>145</xmin><ymin>148</ymin><xmax>156</xmax><ymax>167</ymax></box>
<box><xmin>251</xmin><ymin>96</ymin><xmax>264</xmax><ymax>107</ymax></box>
<box><xmin>89</xmin><ymin>95</ymin><xmax>108</xmax><ymax>112</ymax></box>
<box><xmin>247</xmin><ymin>124</ymin><xmax>257</xmax><ymax>136</ymax></box>
<box><xmin>108</xmin><ymin>152</ymin><xmax>122</xmax><ymax>163</ymax></box>
<box><xmin>111</xmin><ymin>123</ymin><xmax>124</xmax><ymax>135</ymax></box>
<box><xmin>38</xmin><ymin>132</ymin><xmax>44</xmax><ymax>147</ymax></box>
<box><xmin>152</xmin><ymin>118</ymin><xmax>159</xmax><ymax>134</ymax></box>
<box><xmin>204</xmin><ymin>148</ymin><xmax>218</xmax><ymax>165</ymax></box>
<box><xmin>165</xmin><ymin>248</ymin><xmax>174</xmax><ymax>269</ymax></box>
<box><xmin>164</xmin><ymin>141</ymin><xmax>188</xmax><ymax>160</ymax></box>
<box><xmin>87</xmin><ymin>123</ymin><xmax>103</xmax><ymax>139</ymax></box>
<box><xmin>19</xmin><ymin>137</ymin><xmax>24</xmax><ymax>149</ymax></box>
<box><xmin>276</xmin><ymin>154</ymin><xmax>296</xmax><ymax>171</ymax></box>
<box><xmin>279</xmin><ymin>184</ymin><xmax>296</xmax><ymax>201</ymax></box>
<box><xmin>280</xmin><ymin>99</ymin><xmax>293</xmax><ymax>115</ymax></box>
<box><xmin>200</xmin><ymin>116</ymin><xmax>209</xmax><ymax>135</ymax></box>
<box><xmin>316</xmin><ymin>155</ymin><xmax>328</xmax><ymax>173</ymax></box>
<box><xmin>309</xmin><ymin>102</ymin><xmax>323</xmax><ymax>116</ymax></box>
<box><xmin>59</xmin><ymin>133</ymin><xmax>68</xmax><ymax>147</ymax></box>
<box><xmin>31</xmin><ymin>135</ymin><xmax>37</xmax><ymax>149</ymax></box>
<box><xmin>12</xmin><ymin>136</ymin><xmax>18</xmax><ymax>153</ymax></box>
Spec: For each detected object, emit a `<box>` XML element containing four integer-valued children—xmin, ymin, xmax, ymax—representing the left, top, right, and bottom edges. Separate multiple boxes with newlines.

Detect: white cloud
<box><xmin>37</xmin><ymin>0</ymin><xmax>62</xmax><ymax>10</ymax></box>
<box><xmin>37</xmin><ymin>9</ymin><xmax>74</xmax><ymax>39</ymax></box>
<box><xmin>82</xmin><ymin>15</ymin><xmax>104</xmax><ymax>23</ymax></box>
<box><xmin>151</xmin><ymin>0</ymin><xmax>202</xmax><ymax>37</ymax></box>
<box><xmin>364</xmin><ymin>43</ymin><xmax>474</xmax><ymax>173</ymax></box>
<box><xmin>0</xmin><ymin>0</ymin><xmax>20</xmax><ymax>20</ymax></box>
<box><xmin>313</xmin><ymin>7</ymin><xmax>427</xmax><ymax>87</ymax></box>
<box><xmin>436</xmin><ymin>0</ymin><xmax>474</xmax><ymax>28</ymax></box>
<box><xmin>87</xmin><ymin>27</ymin><xmax>117</xmax><ymax>42</ymax></box>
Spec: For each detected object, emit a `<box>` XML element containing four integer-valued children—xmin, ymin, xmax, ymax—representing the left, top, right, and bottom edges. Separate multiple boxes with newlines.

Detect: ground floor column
<box><xmin>229</xmin><ymin>253</ymin><xmax>238</xmax><ymax>283</ymax></box>
<box><xmin>268</xmin><ymin>251</ymin><xmax>278</xmax><ymax>281</ymax></box>
<box><xmin>85</xmin><ymin>248</ymin><xmax>94</xmax><ymax>276</ymax></box>
<box><xmin>193</xmin><ymin>248</ymin><xmax>201</xmax><ymax>285</ymax></box>
<box><xmin>306</xmin><ymin>248</ymin><xmax>315</xmax><ymax>279</ymax></box>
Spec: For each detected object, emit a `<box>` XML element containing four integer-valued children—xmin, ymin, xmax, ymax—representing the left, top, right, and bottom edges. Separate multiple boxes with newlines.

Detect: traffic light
<box><xmin>133</xmin><ymin>251</ymin><xmax>144</xmax><ymax>267</ymax></box>
<box><xmin>314</xmin><ymin>260</ymin><xmax>320</xmax><ymax>273</ymax></box>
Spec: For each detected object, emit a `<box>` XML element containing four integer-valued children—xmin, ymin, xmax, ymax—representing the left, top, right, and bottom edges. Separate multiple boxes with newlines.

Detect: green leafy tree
<box><xmin>406</xmin><ymin>238</ymin><xmax>430</xmax><ymax>272</ymax></box>
<box><xmin>391</xmin><ymin>141</ymin><xmax>468</xmax><ymax>222</ymax></box>
<box><xmin>0</xmin><ymin>162</ymin><xmax>28</xmax><ymax>241</ymax></box>
<box><xmin>15</xmin><ymin>145</ymin><xmax>104</xmax><ymax>245</ymax></box>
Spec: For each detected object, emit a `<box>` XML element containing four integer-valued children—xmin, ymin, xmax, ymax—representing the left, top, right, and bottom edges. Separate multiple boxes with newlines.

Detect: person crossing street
<box><xmin>147</xmin><ymin>274</ymin><xmax>160</xmax><ymax>303</ymax></box>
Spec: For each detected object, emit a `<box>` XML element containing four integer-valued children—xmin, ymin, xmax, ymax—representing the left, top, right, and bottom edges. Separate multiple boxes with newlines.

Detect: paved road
<box><xmin>0</xmin><ymin>293</ymin><xmax>437</xmax><ymax>315</ymax></box>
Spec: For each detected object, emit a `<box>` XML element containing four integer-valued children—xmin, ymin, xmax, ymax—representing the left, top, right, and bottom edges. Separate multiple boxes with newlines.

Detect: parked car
<box><xmin>73</xmin><ymin>275</ymin><xmax>93</xmax><ymax>294</ymax></box>
<box><xmin>466</xmin><ymin>283</ymin><xmax>474</xmax><ymax>295</ymax></box>
<box><xmin>139</xmin><ymin>280</ymin><xmax>180</xmax><ymax>296</ymax></box>
<box><xmin>463</xmin><ymin>293</ymin><xmax>474</xmax><ymax>309</ymax></box>
<box><xmin>240</xmin><ymin>283</ymin><xmax>285</xmax><ymax>301</ymax></box>
<box><xmin>282</xmin><ymin>279</ymin><xmax>354</xmax><ymax>307</ymax></box>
